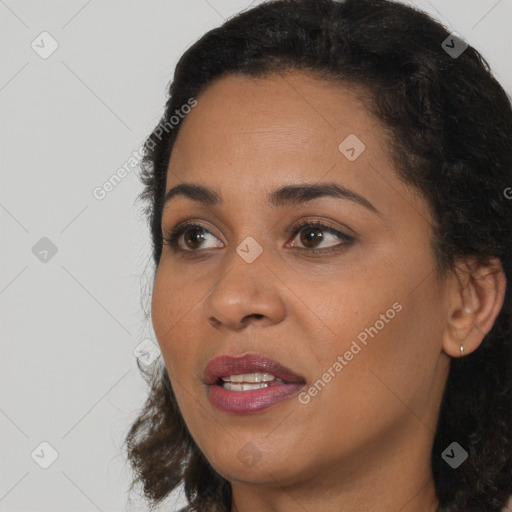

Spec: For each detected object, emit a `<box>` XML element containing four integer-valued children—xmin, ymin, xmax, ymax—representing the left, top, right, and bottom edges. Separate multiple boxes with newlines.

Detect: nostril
<box><xmin>241</xmin><ymin>313</ymin><xmax>264</xmax><ymax>324</ymax></box>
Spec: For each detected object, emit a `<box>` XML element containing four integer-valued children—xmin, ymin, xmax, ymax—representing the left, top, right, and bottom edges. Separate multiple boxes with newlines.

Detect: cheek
<box><xmin>151</xmin><ymin>270</ymin><xmax>173</xmax><ymax>360</ymax></box>
<box><xmin>151</xmin><ymin>263</ymin><xmax>204</xmax><ymax>340</ymax></box>
<box><xmin>302</xmin><ymin>257</ymin><xmax>445</xmax><ymax>411</ymax></box>
<box><xmin>334</xmin><ymin>282</ymin><xmax>445</xmax><ymax>417</ymax></box>
<box><xmin>294</xmin><ymin>298</ymin><xmax>441</xmax><ymax>460</ymax></box>
<box><xmin>151</xmin><ymin>265</ymin><xmax>196</xmax><ymax>375</ymax></box>
<box><xmin>150</xmin><ymin>263</ymin><xmax>216</xmax><ymax>409</ymax></box>
<box><xmin>151</xmin><ymin>278</ymin><xmax>200</xmax><ymax>424</ymax></box>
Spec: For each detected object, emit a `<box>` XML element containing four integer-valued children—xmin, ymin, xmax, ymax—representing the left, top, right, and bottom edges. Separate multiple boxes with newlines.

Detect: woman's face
<box><xmin>151</xmin><ymin>71</ymin><xmax>452</xmax><ymax>488</ymax></box>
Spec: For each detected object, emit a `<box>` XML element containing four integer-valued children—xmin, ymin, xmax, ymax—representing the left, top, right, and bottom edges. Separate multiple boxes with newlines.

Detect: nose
<box><xmin>203</xmin><ymin>248</ymin><xmax>287</xmax><ymax>331</ymax></box>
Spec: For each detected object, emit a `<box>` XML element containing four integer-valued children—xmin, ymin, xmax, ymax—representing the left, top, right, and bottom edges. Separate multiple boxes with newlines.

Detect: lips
<box><xmin>203</xmin><ymin>353</ymin><xmax>306</xmax><ymax>414</ymax></box>
<box><xmin>203</xmin><ymin>353</ymin><xmax>306</xmax><ymax>385</ymax></box>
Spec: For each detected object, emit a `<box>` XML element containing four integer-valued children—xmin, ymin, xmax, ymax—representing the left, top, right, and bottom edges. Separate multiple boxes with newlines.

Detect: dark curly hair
<box><xmin>124</xmin><ymin>0</ymin><xmax>512</xmax><ymax>510</ymax></box>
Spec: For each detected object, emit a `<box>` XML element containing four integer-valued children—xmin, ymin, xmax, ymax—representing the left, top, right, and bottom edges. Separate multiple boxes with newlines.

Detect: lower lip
<box><xmin>207</xmin><ymin>382</ymin><xmax>305</xmax><ymax>414</ymax></box>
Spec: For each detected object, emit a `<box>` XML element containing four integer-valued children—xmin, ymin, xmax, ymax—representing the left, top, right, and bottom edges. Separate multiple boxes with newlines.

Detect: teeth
<box><xmin>223</xmin><ymin>382</ymin><xmax>270</xmax><ymax>391</ymax></box>
<box><xmin>221</xmin><ymin>372</ymin><xmax>278</xmax><ymax>383</ymax></box>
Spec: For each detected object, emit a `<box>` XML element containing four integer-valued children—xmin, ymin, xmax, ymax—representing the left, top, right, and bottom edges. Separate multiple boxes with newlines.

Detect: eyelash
<box><xmin>163</xmin><ymin>219</ymin><xmax>355</xmax><ymax>256</ymax></box>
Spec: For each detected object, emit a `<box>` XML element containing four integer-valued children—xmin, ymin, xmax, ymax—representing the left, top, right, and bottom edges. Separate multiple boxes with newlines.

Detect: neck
<box><xmin>230</xmin><ymin>466</ymin><xmax>439</xmax><ymax>512</ymax></box>
<box><xmin>229</xmin><ymin>421</ymin><xmax>440</xmax><ymax>512</ymax></box>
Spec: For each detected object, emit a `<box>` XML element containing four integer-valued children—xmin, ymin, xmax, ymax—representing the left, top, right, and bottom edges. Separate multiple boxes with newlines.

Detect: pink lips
<box><xmin>203</xmin><ymin>353</ymin><xmax>306</xmax><ymax>414</ymax></box>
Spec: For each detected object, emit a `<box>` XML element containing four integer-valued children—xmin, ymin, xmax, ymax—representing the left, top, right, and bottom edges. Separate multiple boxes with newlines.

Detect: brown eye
<box><xmin>182</xmin><ymin>227</ymin><xmax>207</xmax><ymax>250</ymax></box>
<box><xmin>289</xmin><ymin>220</ymin><xmax>354</xmax><ymax>252</ymax></box>
<box><xmin>163</xmin><ymin>223</ymin><xmax>223</xmax><ymax>251</ymax></box>
<box><xmin>163</xmin><ymin>220</ymin><xmax>354</xmax><ymax>255</ymax></box>
<box><xmin>299</xmin><ymin>226</ymin><xmax>325</xmax><ymax>249</ymax></box>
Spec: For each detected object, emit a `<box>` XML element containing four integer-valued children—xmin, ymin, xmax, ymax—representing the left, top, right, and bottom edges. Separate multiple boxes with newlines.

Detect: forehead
<box><xmin>165</xmin><ymin>71</ymin><xmax>430</xmax><ymax>224</ymax></box>
<box><xmin>170</xmin><ymin>71</ymin><xmax>378</xmax><ymax>167</ymax></box>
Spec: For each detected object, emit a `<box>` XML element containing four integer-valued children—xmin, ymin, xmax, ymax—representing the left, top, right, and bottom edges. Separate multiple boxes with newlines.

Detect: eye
<box><xmin>163</xmin><ymin>222</ymin><xmax>223</xmax><ymax>252</ymax></box>
<box><xmin>163</xmin><ymin>219</ymin><xmax>355</xmax><ymax>255</ymax></box>
<box><xmin>287</xmin><ymin>219</ymin><xmax>354</xmax><ymax>253</ymax></box>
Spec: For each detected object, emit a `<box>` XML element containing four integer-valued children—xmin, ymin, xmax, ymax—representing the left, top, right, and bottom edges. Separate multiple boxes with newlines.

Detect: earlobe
<box><xmin>442</xmin><ymin>257</ymin><xmax>506</xmax><ymax>358</ymax></box>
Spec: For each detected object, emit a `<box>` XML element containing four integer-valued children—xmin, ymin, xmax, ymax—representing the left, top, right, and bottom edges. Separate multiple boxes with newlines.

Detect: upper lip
<box><xmin>203</xmin><ymin>353</ymin><xmax>306</xmax><ymax>385</ymax></box>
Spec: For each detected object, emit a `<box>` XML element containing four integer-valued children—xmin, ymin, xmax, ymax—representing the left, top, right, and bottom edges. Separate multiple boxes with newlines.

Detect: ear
<box><xmin>442</xmin><ymin>257</ymin><xmax>507</xmax><ymax>358</ymax></box>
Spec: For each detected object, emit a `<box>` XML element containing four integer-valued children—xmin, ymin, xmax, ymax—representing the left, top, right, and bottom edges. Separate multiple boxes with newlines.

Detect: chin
<box><xmin>205</xmin><ymin>442</ymin><xmax>312</xmax><ymax>486</ymax></box>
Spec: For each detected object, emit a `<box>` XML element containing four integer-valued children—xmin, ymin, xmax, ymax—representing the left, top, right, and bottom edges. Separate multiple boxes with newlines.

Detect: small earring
<box><xmin>459</xmin><ymin>345</ymin><xmax>464</xmax><ymax>356</ymax></box>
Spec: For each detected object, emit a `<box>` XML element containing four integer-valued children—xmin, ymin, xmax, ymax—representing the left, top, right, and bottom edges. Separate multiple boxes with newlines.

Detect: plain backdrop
<box><xmin>1</xmin><ymin>1</ymin><xmax>511</xmax><ymax>511</ymax></box>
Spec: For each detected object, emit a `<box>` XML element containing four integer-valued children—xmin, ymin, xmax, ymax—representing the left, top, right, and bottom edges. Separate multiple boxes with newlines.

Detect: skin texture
<box><xmin>151</xmin><ymin>71</ymin><xmax>506</xmax><ymax>512</ymax></box>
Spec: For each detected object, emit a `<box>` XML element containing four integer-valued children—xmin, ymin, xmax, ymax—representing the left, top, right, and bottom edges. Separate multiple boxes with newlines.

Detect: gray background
<box><xmin>1</xmin><ymin>1</ymin><xmax>511</xmax><ymax>511</ymax></box>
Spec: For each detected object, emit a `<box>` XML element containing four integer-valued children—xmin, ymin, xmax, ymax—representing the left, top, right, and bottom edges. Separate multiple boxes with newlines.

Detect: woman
<box><xmin>124</xmin><ymin>0</ymin><xmax>512</xmax><ymax>510</ymax></box>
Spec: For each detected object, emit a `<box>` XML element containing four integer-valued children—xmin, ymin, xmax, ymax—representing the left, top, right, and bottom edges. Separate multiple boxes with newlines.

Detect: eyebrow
<box><xmin>163</xmin><ymin>182</ymin><xmax>379</xmax><ymax>213</ymax></box>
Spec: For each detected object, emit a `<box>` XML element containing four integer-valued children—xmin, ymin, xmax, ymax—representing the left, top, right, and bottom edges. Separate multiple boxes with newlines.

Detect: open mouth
<box><xmin>203</xmin><ymin>354</ymin><xmax>306</xmax><ymax>414</ymax></box>
<box><xmin>217</xmin><ymin>372</ymin><xmax>288</xmax><ymax>391</ymax></box>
